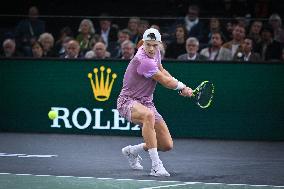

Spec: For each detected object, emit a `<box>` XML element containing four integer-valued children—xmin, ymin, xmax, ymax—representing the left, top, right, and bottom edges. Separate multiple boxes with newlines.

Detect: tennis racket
<box><xmin>191</xmin><ymin>81</ymin><xmax>214</xmax><ymax>108</ymax></box>
<box><xmin>179</xmin><ymin>81</ymin><xmax>214</xmax><ymax>108</ymax></box>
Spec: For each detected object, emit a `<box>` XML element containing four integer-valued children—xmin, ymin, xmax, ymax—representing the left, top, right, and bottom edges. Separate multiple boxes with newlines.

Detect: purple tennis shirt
<box><xmin>119</xmin><ymin>46</ymin><xmax>161</xmax><ymax>100</ymax></box>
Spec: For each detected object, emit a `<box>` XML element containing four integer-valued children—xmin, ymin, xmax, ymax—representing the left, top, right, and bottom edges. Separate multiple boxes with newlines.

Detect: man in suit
<box><xmin>97</xmin><ymin>13</ymin><xmax>118</xmax><ymax>48</ymax></box>
<box><xmin>200</xmin><ymin>31</ymin><xmax>232</xmax><ymax>61</ymax></box>
<box><xmin>177</xmin><ymin>37</ymin><xmax>207</xmax><ymax>61</ymax></box>
<box><xmin>233</xmin><ymin>37</ymin><xmax>261</xmax><ymax>62</ymax></box>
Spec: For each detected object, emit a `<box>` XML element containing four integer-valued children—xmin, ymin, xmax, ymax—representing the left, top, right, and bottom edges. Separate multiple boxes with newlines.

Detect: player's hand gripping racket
<box><xmin>180</xmin><ymin>81</ymin><xmax>214</xmax><ymax>108</ymax></box>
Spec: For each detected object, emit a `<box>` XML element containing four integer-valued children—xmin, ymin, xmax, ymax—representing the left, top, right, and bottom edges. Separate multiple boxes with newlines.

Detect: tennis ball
<box><xmin>48</xmin><ymin>110</ymin><xmax>58</xmax><ymax>120</ymax></box>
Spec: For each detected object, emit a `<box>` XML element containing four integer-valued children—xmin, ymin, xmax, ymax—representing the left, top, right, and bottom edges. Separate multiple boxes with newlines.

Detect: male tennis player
<box><xmin>117</xmin><ymin>28</ymin><xmax>193</xmax><ymax>177</ymax></box>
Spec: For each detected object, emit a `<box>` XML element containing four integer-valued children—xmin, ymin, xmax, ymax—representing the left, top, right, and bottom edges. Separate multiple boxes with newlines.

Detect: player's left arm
<box><xmin>158</xmin><ymin>63</ymin><xmax>172</xmax><ymax>78</ymax></box>
<box><xmin>158</xmin><ymin>63</ymin><xmax>193</xmax><ymax>97</ymax></box>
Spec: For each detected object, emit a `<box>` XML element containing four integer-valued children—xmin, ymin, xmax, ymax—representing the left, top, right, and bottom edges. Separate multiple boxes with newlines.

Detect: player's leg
<box><xmin>122</xmin><ymin>101</ymin><xmax>155</xmax><ymax>170</ymax></box>
<box><xmin>155</xmin><ymin>119</ymin><xmax>173</xmax><ymax>152</ymax></box>
<box><xmin>133</xmin><ymin>104</ymin><xmax>170</xmax><ymax>177</ymax></box>
<box><xmin>146</xmin><ymin>119</ymin><xmax>171</xmax><ymax>176</ymax></box>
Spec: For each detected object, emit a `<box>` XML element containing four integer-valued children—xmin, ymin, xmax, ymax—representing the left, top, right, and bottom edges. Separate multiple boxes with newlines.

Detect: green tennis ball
<box><xmin>48</xmin><ymin>110</ymin><xmax>58</xmax><ymax>120</ymax></box>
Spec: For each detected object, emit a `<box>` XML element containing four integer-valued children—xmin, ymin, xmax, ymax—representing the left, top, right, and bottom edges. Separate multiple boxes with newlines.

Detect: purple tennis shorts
<box><xmin>117</xmin><ymin>95</ymin><xmax>163</xmax><ymax>125</ymax></box>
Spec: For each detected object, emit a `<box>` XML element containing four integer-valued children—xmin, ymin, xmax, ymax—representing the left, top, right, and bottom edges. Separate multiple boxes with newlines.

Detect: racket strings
<box><xmin>195</xmin><ymin>83</ymin><xmax>214</xmax><ymax>108</ymax></box>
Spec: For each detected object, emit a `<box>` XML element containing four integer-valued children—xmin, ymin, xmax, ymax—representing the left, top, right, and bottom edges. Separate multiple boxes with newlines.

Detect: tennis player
<box><xmin>117</xmin><ymin>28</ymin><xmax>193</xmax><ymax>177</ymax></box>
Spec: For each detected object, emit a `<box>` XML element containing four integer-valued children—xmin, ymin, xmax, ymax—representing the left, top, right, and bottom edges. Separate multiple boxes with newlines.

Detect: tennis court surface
<box><xmin>0</xmin><ymin>133</ymin><xmax>283</xmax><ymax>189</ymax></box>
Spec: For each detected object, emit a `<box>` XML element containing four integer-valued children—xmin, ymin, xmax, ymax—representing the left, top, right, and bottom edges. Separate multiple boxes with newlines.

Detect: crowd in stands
<box><xmin>1</xmin><ymin>5</ymin><xmax>284</xmax><ymax>62</ymax></box>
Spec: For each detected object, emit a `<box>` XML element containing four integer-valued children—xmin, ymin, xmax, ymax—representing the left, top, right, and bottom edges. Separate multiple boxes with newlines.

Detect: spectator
<box><xmin>255</xmin><ymin>25</ymin><xmax>282</xmax><ymax>61</ymax></box>
<box><xmin>200</xmin><ymin>31</ymin><xmax>232</xmax><ymax>61</ymax></box>
<box><xmin>97</xmin><ymin>14</ymin><xmax>118</xmax><ymax>48</ymax></box>
<box><xmin>14</xmin><ymin>6</ymin><xmax>45</xmax><ymax>56</ymax></box>
<box><xmin>205</xmin><ymin>17</ymin><xmax>227</xmax><ymax>44</ymax></box>
<box><xmin>223</xmin><ymin>24</ymin><xmax>246</xmax><ymax>58</ymax></box>
<box><xmin>136</xmin><ymin>19</ymin><xmax>150</xmax><ymax>42</ymax></box>
<box><xmin>57</xmin><ymin>36</ymin><xmax>73</xmax><ymax>58</ymax></box>
<box><xmin>247</xmin><ymin>20</ymin><xmax>263</xmax><ymax>44</ymax></box>
<box><xmin>31</xmin><ymin>41</ymin><xmax>44</xmax><ymax>58</ymax></box>
<box><xmin>165</xmin><ymin>25</ymin><xmax>187</xmax><ymax>59</ymax></box>
<box><xmin>38</xmin><ymin>32</ymin><xmax>56</xmax><ymax>57</ymax></box>
<box><xmin>268</xmin><ymin>13</ymin><xmax>284</xmax><ymax>43</ymax></box>
<box><xmin>108</xmin><ymin>29</ymin><xmax>131</xmax><ymax>58</ymax></box>
<box><xmin>1</xmin><ymin>38</ymin><xmax>21</xmax><ymax>57</ymax></box>
<box><xmin>85</xmin><ymin>42</ymin><xmax>110</xmax><ymax>59</ymax></box>
<box><xmin>127</xmin><ymin>17</ymin><xmax>140</xmax><ymax>44</ymax></box>
<box><xmin>64</xmin><ymin>40</ymin><xmax>81</xmax><ymax>59</ymax></box>
<box><xmin>177</xmin><ymin>37</ymin><xmax>207</xmax><ymax>61</ymax></box>
<box><xmin>183</xmin><ymin>4</ymin><xmax>206</xmax><ymax>45</ymax></box>
<box><xmin>54</xmin><ymin>26</ymin><xmax>73</xmax><ymax>56</ymax></box>
<box><xmin>76</xmin><ymin>19</ymin><xmax>96</xmax><ymax>54</ymax></box>
<box><xmin>120</xmin><ymin>40</ymin><xmax>135</xmax><ymax>59</ymax></box>
<box><xmin>233</xmin><ymin>37</ymin><xmax>261</xmax><ymax>62</ymax></box>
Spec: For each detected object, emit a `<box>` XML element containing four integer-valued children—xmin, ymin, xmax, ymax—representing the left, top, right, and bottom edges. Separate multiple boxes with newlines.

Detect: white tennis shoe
<box><xmin>122</xmin><ymin>145</ymin><xmax>143</xmax><ymax>170</ymax></box>
<box><xmin>150</xmin><ymin>161</ymin><xmax>170</xmax><ymax>177</ymax></box>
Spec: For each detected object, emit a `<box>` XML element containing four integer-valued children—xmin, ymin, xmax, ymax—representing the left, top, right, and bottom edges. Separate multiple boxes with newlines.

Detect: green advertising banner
<box><xmin>1</xmin><ymin>59</ymin><xmax>284</xmax><ymax>140</ymax></box>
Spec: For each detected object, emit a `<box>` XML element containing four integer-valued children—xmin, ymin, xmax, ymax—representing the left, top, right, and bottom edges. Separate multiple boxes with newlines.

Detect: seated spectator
<box><xmin>76</xmin><ymin>19</ymin><xmax>96</xmax><ymax>54</ymax></box>
<box><xmin>233</xmin><ymin>37</ymin><xmax>261</xmax><ymax>62</ymax></box>
<box><xmin>108</xmin><ymin>29</ymin><xmax>131</xmax><ymax>58</ymax></box>
<box><xmin>178</xmin><ymin>37</ymin><xmax>207</xmax><ymax>61</ymax></box>
<box><xmin>63</xmin><ymin>40</ymin><xmax>82</xmax><ymax>59</ymax></box>
<box><xmin>255</xmin><ymin>25</ymin><xmax>282</xmax><ymax>61</ymax></box>
<box><xmin>38</xmin><ymin>32</ymin><xmax>56</xmax><ymax>57</ymax></box>
<box><xmin>205</xmin><ymin>17</ymin><xmax>227</xmax><ymax>44</ymax></box>
<box><xmin>268</xmin><ymin>13</ymin><xmax>284</xmax><ymax>43</ymax></box>
<box><xmin>54</xmin><ymin>26</ymin><xmax>74</xmax><ymax>56</ymax></box>
<box><xmin>136</xmin><ymin>19</ymin><xmax>150</xmax><ymax>42</ymax></box>
<box><xmin>85</xmin><ymin>42</ymin><xmax>110</xmax><ymax>59</ymax></box>
<box><xmin>120</xmin><ymin>40</ymin><xmax>135</xmax><ymax>59</ymax></box>
<box><xmin>1</xmin><ymin>38</ymin><xmax>21</xmax><ymax>57</ymax></box>
<box><xmin>31</xmin><ymin>41</ymin><xmax>44</xmax><ymax>58</ymax></box>
<box><xmin>223</xmin><ymin>24</ymin><xmax>246</xmax><ymax>58</ymax></box>
<box><xmin>127</xmin><ymin>17</ymin><xmax>140</xmax><ymax>44</ymax></box>
<box><xmin>165</xmin><ymin>25</ymin><xmax>187</xmax><ymax>59</ymax></box>
<box><xmin>182</xmin><ymin>4</ymin><xmax>206</xmax><ymax>45</ymax></box>
<box><xmin>200</xmin><ymin>31</ymin><xmax>232</xmax><ymax>61</ymax></box>
<box><xmin>247</xmin><ymin>20</ymin><xmax>263</xmax><ymax>44</ymax></box>
<box><xmin>14</xmin><ymin>6</ymin><xmax>45</xmax><ymax>56</ymax></box>
<box><xmin>57</xmin><ymin>36</ymin><xmax>73</xmax><ymax>58</ymax></box>
<box><xmin>97</xmin><ymin>14</ymin><xmax>118</xmax><ymax>48</ymax></box>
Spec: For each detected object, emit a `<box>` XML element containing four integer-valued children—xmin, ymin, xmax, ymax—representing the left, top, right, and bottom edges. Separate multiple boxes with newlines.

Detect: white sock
<box><xmin>130</xmin><ymin>143</ymin><xmax>145</xmax><ymax>155</ymax></box>
<box><xmin>148</xmin><ymin>148</ymin><xmax>160</xmax><ymax>166</ymax></box>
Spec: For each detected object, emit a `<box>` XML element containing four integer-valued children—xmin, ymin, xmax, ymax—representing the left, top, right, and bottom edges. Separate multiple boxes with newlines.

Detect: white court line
<box><xmin>0</xmin><ymin>152</ymin><xmax>57</xmax><ymax>158</ymax></box>
<box><xmin>140</xmin><ymin>183</ymin><xmax>191</xmax><ymax>189</ymax></box>
<box><xmin>0</xmin><ymin>173</ymin><xmax>284</xmax><ymax>188</ymax></box>
<box><xmin>56</xmin><ymin>176</ymin><xmax>74</xmax><ymax>178</ymax></box>
<box><xmin>15</xmin><ymin>174</ymin><xmax>32</xmax><ymax>176</ymax></box>
<box><xmin>77</xmin><ymin>177</ymin><xmax>94</xmax><ymax>179</ymax></box>
<box><xmin>0</xmin><ymin>154</ymin><xmax>26</xmax><ymax>157</ymax></box>
<box><xmin>18</xmin><ymin>155</ymin><xmax>58</xmax><ymax>158</ymax></box>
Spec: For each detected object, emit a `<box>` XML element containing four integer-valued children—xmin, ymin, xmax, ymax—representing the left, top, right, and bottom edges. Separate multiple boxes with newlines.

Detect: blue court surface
<box><xmin>0</xmin><ymin>133</ymin><xmax>284</xmax><ymax>189</ymax></box>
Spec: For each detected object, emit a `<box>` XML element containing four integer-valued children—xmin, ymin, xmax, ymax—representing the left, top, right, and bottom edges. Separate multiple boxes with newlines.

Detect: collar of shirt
<box><xmin>187</xmin><ymin>53</ymin><xmax>197</xmax><ymax>60</ymax></box>
<box><xmin>244</xmin><ymin>52</ymin><xmax>251</xmax><ymax>61</ymax></box>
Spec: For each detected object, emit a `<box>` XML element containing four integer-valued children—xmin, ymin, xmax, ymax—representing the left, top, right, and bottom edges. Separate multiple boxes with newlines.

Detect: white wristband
<box><xmin>174</xmin><ymin>81</ymin><xmax>186</xmax><ymax>90</ymax></box>
<box><xmin>172</xmin><ymin>77</ymin><xmax>178</xmax><ymax>82</ymax></box>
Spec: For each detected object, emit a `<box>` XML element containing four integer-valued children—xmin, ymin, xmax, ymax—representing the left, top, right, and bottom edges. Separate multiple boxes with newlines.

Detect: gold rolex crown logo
<box><xmin>88</xmin><ymin>66</ymin><xmax>117</xmax><ymax>101</ymax></box>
